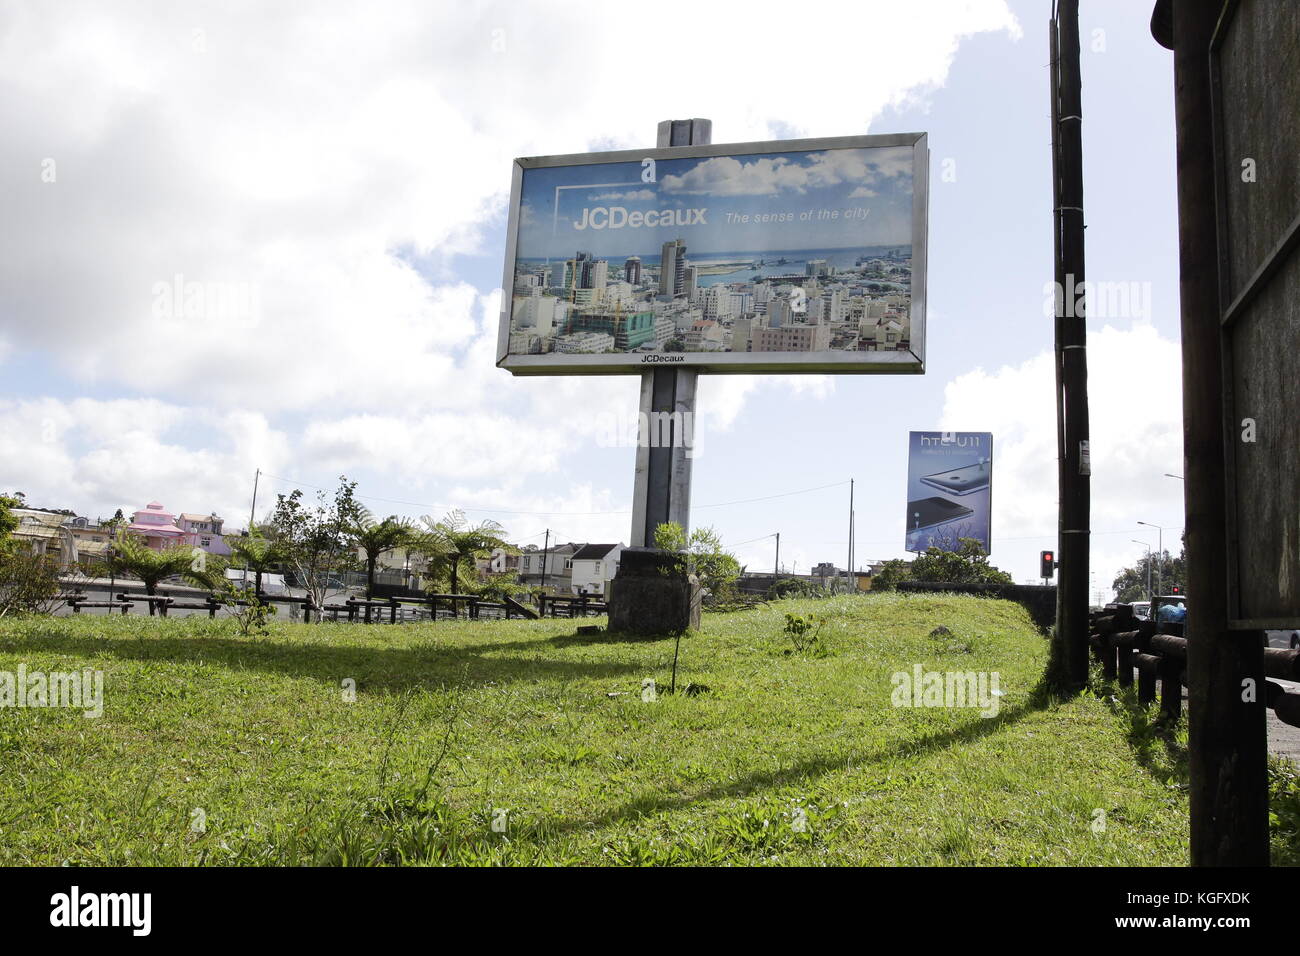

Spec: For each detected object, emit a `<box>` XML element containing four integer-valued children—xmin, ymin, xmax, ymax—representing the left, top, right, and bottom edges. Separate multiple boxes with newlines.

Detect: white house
<box><xmin>568</xmin><ymin>543</ymin><xmax>624</xmax><ymax>596</ymax></box>
<box><xmin>517</xmin><ymin>542</ymin><xmax>582</xmax><ymax>593</ymax></box>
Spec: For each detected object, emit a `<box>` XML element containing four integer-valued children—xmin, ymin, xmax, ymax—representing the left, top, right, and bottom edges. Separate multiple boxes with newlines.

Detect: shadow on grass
<box><xmin>1096</xmin><ymin>679</ymin><xmax>1189</xmax><ymax>790</ymax></box>
<box><xmin>537</xmin><ymin>675</ymin><xmax>1057</xmax><ymax>839</ymax></box>
<box><xmin>0</xmin><ymin>629</ymin><xmax>648</xmax><ymax>694</ymax></box>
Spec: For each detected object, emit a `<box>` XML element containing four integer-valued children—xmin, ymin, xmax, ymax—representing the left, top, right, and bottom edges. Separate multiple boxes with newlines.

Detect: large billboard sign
<box><xmin>497</xmin><ymin>133</ymin><xmax>928</xmax><ymax>375</ymax></box>
<box><xmin>904</xmin><ymin>431</ymin><xmax>993</xmax><ymax>554</ymax></box>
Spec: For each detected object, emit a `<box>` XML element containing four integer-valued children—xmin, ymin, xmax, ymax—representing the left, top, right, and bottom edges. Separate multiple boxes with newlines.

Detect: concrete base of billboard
<box><xmin>607</xmin><ymin>547</ymin><xmax>702</xmax><ymax>637</ymax></box>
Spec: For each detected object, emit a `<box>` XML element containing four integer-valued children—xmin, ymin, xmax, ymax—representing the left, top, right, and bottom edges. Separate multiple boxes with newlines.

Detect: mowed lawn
<box><xmin>0</xmin><ymin>593</ymin><xmax>1190</xmax><ymax>865</ymax></box>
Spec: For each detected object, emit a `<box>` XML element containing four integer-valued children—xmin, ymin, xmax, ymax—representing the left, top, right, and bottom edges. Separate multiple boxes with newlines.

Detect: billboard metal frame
<box><xmin>497</xmin><ymin>132</ymin><xmax>929</xmax><ymax>375</ymax></box>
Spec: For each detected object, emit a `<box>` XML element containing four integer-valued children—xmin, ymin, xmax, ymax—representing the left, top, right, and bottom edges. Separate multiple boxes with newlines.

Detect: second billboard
<box><xmin>904</xmin><ymin>431</ymin><xmax>993</xmax><ymax>554</ymax></box>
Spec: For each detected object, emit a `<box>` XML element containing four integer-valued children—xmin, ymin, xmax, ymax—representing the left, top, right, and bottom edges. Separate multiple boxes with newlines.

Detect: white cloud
<box><xmin>0</xmin><ymin>397</ymin><xmax>288</xmax><ymax>523</ymax></box>
<box><xmin>0</xmin><ymin>0</ymin><xmax>1020</xmax><ymax>521</ymax></box>
<box><xmin>939</xmin><ymin>323</ymin><xmax>1185</xmax><ymax>593</ymax></box>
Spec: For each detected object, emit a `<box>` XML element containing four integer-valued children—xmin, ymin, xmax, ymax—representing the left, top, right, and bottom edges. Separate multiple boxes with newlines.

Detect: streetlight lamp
<box><xmin>1131</xmin><ymin>539</ymin><xmax>1152</xmax><ymax>601</ymax></box>
<box><xmin>1137</xmin><ymin>521</ymin><xmax>1164</xmax><ymax>596</ymax></box>
<box><xmin>1164</xmin><ymin>473</ymin><xmax>1184</xmax><ymax>481</ymax></box>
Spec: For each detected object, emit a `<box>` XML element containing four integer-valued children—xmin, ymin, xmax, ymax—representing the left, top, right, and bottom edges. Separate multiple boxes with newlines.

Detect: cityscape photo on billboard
<box><xmin>498</xmin><ymin>134</ymin><xmax>927</xmax><ymax>374</ymax></box>
<box><xmin>904</xmin><ymin>431</ymin><xmax>993</xmax><ymax>554</ymax></box>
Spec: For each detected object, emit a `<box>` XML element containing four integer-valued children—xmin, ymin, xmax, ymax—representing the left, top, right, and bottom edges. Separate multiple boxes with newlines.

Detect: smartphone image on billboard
<box><xmin>906</xmin><ymin>496</ymin><xmax>975</xmax><ymax>533</ymax></box>
<box><xmin>919</xmin><ymin>459</ymin><xmax>991</xmax><ymax>496</ymax></box>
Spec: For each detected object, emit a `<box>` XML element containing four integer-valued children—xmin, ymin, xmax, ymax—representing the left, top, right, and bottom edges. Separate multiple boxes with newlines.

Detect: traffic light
<box><xmin>1040</xmin><ymin>550</ymin><xmax>1057</xmax><ymax>579</ymax></box>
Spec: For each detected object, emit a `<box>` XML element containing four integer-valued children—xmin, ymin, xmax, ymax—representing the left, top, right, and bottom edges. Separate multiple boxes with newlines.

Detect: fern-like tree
<box><xmin>107</xmin><ymin>531</ymin><xmax>222</xmax><ymax>614</ymax></box>
<box><xmin>415</xmin><ymin>510</ymin><xmax>509</xmax><ymax>596</ymax></box>
<box><xmin>350</xmin><ymin>509</ymin><xmax>415</xmax><ymax>600</ymax></box>
<box><xmin>226</xmin><ymin>522</ymin><xmax>287</xmax><ymax>595</ymax></box>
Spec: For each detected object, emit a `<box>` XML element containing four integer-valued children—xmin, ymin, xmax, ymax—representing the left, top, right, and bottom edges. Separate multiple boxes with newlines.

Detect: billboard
<box><xmin>904</xmin><ymin>431</ymin><xmax>993</xmax><ymax>554</ymax></box>
<box><xmin>497</xmin><ymin>133</ymin><xmax>928</xmax><ymax>375</ymax></box>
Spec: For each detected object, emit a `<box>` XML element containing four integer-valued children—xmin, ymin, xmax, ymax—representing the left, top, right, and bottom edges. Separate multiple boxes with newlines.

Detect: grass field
<box><xmin>0</xmin><ymin>593</ymin><xmax>1200</xmax><ymax>865</ymax></box>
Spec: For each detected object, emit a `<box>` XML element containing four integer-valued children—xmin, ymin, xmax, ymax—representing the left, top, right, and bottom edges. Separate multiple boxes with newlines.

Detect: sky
<box><xmin>0</xmin><ymin>0</ymin><xmax>1187</xmax><ymax>599</ymax></box>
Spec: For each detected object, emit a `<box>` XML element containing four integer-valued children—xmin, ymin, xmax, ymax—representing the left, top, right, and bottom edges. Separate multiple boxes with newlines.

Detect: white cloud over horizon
<box><xmin>0</xmin><ymin>0</ymin><xmax>1024</xmax><ymax>538</ymax></box>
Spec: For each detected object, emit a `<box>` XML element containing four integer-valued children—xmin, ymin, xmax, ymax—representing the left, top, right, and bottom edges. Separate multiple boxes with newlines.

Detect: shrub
<box><xmin>0</xmin><ymin>549</ymin><xmax>63</xmax><ymax>617</ymax></box>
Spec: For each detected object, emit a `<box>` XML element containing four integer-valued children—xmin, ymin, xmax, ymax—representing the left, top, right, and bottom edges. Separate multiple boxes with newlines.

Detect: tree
<box><xmin>910</xmin><ymin>538</ymin><xmax>1013</xmax><ymax>586</ymax></box>
<box><xmin>265</xmin><ymin>476</ymin><xmax>363</xmax><ymax>614</ymax></box>
<box><xmin>0</xmin><ymin>492</ymin><xmax>24</xmax><ymax>548</ymax></box>
<box><xmin>350</xmin><ymin>509</ymin><xmax>414</xmax><ymax>600</ymax></box>
<box><xmin>415</xmin><ymin>510</ymin><xmax>509</xmax><ymax>596</ymax></box>
<box><xmin>871</xmin><ymin>558</ymin><xmax>914</xmax><ymax>591</ymax></box>
<box><xmin>1112</xmin><ymin>541</ymin><xmax>1186</xmax><ymax>602</ymax></box>
<box><xmin>107</xmin><ymin>531</ymin><xmax>220</xmax><ymax>614</ymax></box>
<box><xmin>653</xmin><ymin>521</ymin><xmax>742</xmax><ymax>600</ymax></box>
<box><xmin>226</xmin><ymin>522</ymin><xmax>288</xmax><ymax>595</ymax></box>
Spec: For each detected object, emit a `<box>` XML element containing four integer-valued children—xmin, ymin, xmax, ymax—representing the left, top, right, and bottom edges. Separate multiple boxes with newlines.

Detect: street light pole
<box><xmin>1131</xmin><ymin>539</ymin><xmax>1152</xmax><ymax>602</ymax></box>
<box><xmin>1138</xmin><ymin>521</ymin><xmax>1163</xmax><ymax>597</ymax></box>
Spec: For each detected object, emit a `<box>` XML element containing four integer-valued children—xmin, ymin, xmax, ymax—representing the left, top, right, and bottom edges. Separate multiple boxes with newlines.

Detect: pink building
<box><xmin>126</xmin><ymin>502</ymin><xmax>187</xmax><ymax>550</ymax></box>
<box><xmin>178</xmin><ymin>512</ymin><xmax>231</xmax><ymax>556</ymax></box>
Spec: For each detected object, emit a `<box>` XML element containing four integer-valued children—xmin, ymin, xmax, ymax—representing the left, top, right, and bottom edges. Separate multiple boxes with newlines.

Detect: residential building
<box><xmin>517</xmin><ymin>542</ymin><xmax>582</xmax><ymax>592</ymax></box>
<box><xmin>126</xmin><ymin>501</ymin><xmax>187</xmax><ymax>550</ymax></box>
<box><xmin>569</xmin><ymin>543</ymin><xmax>623</xmax><ymax>596</ymax></box>
<box><xmin>8</xmin><ymin>507</ymin><xmax>113</xmax><ymax>569</ymax></box>
<box><xmin>178</xmin><ymin>512</ymin><xmax>231</xmax><ymax>556</ymax></box>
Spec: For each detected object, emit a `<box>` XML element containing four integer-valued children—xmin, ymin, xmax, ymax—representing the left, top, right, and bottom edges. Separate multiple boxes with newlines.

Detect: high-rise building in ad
<box><xmin>683</xmin><ymin>264</ymin><xmax>697</xmax><ymax>300</ymax></box>
<box><xmin>658</xmin><ymin>238</ymin><xmax>687</xmax><ymax>296</ymax></box>
<box><xmin>623</xmin><ymin>256</ymin><xmax>641</xmax><ymax>285</ymax></box>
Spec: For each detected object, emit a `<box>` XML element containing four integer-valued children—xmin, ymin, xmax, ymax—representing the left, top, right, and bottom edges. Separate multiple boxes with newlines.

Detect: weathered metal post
<box><xmin>629</xmin><ymin>118</ymin><xmax>710</xmax><ymax>547</ymax></box>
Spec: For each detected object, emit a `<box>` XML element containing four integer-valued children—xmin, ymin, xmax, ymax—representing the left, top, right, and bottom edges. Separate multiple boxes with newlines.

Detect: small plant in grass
<box><xmin>783</xmin><ymin>613</ymin><xmax>828</xmax><ymax>656</ymax></box>
<box><xmin>216</xmin><ymin>582</ymin><xmax>276</xmax><ymax>637</ymax></box>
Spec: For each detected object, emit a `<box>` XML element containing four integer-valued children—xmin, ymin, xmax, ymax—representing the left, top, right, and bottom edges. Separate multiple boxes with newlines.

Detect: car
<box><xmin>1266</xmin><ymin>629</ymin><xmax>1300</xmax><ymax>650</ymax></box>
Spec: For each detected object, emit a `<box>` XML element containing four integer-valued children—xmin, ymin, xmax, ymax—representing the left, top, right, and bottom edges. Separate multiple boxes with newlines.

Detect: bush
<box><xmin>911</xmin><ymin>538</ymin><xmax>1012</xmax><ymax>586</ymax></box>
<box><xmin>871</xmin><ymin>559</ymin><xmax>913</xmax><ymax>592</ymax></box>
<box><xmin>0</xmin><ymin>549</ymin><xmax>63</xmax><ymax>617</ymax></box>
<box><xmin>767</xmin><ymin>578</ymin><xmax>830</xmax><ymax>600</ymax></box>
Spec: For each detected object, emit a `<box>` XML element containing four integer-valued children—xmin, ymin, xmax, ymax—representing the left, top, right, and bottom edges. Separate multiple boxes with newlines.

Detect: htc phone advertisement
<box><xmin>904</xmin><ymin>431</ymin><xmax>993</xmax><ymax>553</ymax></box>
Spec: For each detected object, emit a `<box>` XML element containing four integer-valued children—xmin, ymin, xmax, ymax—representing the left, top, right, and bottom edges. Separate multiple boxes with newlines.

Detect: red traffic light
<box><xmin>1040</xmin><ymin>550</ymin><xmax>1057</xmax><ymax>578</ymax></box>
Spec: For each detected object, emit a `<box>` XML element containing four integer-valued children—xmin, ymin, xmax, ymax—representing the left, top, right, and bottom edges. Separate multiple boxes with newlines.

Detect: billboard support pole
<box><xmin>630</xmin><ymin>118</ymin><xmax>711</xmax><ymax>547</ymax></box>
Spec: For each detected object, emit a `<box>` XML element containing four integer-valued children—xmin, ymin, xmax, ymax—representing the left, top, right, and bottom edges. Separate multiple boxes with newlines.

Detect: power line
<box><xmin>256</xmin><ymin>471</ymin><xmax>849</xmax><ymax>519</ymax></box>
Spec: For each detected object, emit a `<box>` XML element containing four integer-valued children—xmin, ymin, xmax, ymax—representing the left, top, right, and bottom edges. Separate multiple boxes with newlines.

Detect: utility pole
<box><xmin>540</xmin><ymin>528</ymin><xmax>550</xmax><ymax>593</ymax></box>
<box><xmin>774</xmin><ymin>532</ymin><xmax>780</xmax><ymax>582</ymax></box>
<box><xmin>243</xmin><ymin>467</ymin><xmax>260</xmax><ymax>588</ymax></box>
<box><xmin>1050</xmin><ymin>0</ymin><xmax>1091</xmax><ymax>689</ymax></box>
<box><xmin>630</xmin><ymin>118</ymin><xmax>710</xmax><ymax>548</ymax></box>
<box><xmin>847</xmin><ymin>479</ymin><xmax>854</xmax><ymax>592</ymax></box>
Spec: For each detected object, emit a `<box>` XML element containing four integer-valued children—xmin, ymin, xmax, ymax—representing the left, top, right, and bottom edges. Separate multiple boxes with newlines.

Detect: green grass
<box><xmin>0</xmin><ymin>593</ymin><xmax>1192</xmax><ymax>865</ymax></box>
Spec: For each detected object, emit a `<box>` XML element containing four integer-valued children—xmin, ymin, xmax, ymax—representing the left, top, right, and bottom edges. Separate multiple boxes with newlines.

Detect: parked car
<box><xmin>1266</xmin><ymin>629</ymin><xmax>1300</xmax><ymax>650</ymax></box>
